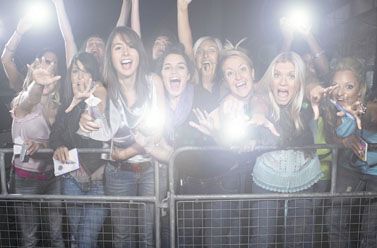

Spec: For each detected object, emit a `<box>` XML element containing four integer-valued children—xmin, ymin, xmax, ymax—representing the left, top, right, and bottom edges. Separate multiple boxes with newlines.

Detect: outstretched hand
<box><xmin>189</xmin><ymin>108</ymin><xmax>215</xmax><ymax>136</ymax></box>
<box><xmin>65</xmin><ymin>79</ymin><xmax>97</xmax><ymax>113</ymax></box>
<box><xmin>28</xmin><ymin>57</ymin><xmax>61</xmax><ymax>86</ymax></box>
<box><xmin>247</xmin><ymin>113</ymin><xmax>280</xmax><ymax>137</ymax></box>
<box><xmin>310</xmin><ymin>84</ymin><xmax>338</xmax><ymax>120</ymax></box>
<box><xmin>336</xmin><ymin>100</ymin><xmax>366</xmax><ymax>130</ymax></box>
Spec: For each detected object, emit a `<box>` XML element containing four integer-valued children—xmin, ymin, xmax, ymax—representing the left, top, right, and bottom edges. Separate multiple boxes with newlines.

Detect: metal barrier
<box><xmin>0</xmin><ymin>148</ymin><xmax>162</xmax><ymax>248</ymax></box>
<box><xmin>168</xmin><ymin>146</ymin><xmax>377</xmax><ymax>248</ymax></box>
<box><xmin>1</xmin><ymin>145</ymin><xmax>377</xmax><ymax>247</ymax></box>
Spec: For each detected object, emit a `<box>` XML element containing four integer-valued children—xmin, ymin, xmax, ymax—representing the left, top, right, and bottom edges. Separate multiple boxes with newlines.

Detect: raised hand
<box><xmin>189</xmin><ymin>108</ymin><xmax>215</xmax><ymax>136</ymax></box>
<box><xmin>29</xmin><ymin>57</ymin><xmax>61</xmax><ymax>86</ymax></box>
<box><xmin>65</xmin><ymin>79</ymin><xmax>97</xmax><ymax>113</ymax></box>
<box><xmin>177</xmin><ymin>0</ymin><xmax>192</xmax><ymax>11</ymax></box>
<box><xmin>310</xmin><ymin>84</ymin><xmax>338</xmax><ymax>120</ymax></box>
<box><xmin>336</xmin><ymin>100</ymin><xmax>366</xmax><ymax>130</ymax></box>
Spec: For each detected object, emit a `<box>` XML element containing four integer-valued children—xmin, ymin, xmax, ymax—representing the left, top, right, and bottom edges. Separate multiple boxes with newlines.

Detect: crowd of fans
<box><xmin>1</xmin><ymin>0</ymin><xmax>377</xmax><ymax>247</ymax></box>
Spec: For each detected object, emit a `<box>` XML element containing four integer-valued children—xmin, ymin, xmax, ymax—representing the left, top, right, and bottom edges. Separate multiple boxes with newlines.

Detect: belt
<box><xmin>109</xmin><ymin>160</ymin><xmax>152</xmax><ymax>173</ymax></box>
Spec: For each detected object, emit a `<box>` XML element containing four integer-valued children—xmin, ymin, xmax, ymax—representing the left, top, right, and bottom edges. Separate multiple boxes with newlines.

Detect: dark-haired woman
<box><xmin>79</xmin><ymin>26</ymin><xmax>165</xmax><ymax>247</ymax></box>
<box><xmin>49</xmin><ymin>52</ymin><xmax>107</xmax><ymax>248</ymax></box>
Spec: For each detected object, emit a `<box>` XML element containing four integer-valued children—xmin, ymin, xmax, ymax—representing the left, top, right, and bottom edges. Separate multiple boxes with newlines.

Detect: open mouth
<box><xmin>277</xmin><ymin>89</ymin><xmax>289</xmax><ymax>99</ymax></box>
<box><xmin>202</xmin><ymin>61</ymin><xmax>211</xmax><ymax>71</ymax></box>
<box><xmin>170</xmin><ymin>77</ymin><xmax>181</xmax><ymax>91</ymax></box>
<box><xmin>121</xmin><ymin>59</ymin><xmax>132</xmax><ymax>70</ymax></box>
<box><xmin>235</xmin><ymin>81</ymin><xmax>247</xmax><ymax>89</ymax></box>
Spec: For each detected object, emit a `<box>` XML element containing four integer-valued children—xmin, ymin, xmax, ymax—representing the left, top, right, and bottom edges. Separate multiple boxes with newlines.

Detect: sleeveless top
<box><xmin>12</xmin><ymin>103</ymin><xmax>52</xmax><ymax>173</ymax></box>
<box><xmin>252</xmin><ymin>106</ymin><xmax>322</xmax><ymax>193</ymax></box>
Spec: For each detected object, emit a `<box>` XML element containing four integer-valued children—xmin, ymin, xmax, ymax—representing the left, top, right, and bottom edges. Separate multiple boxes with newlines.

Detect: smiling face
<box><xmin>222</xmin><ymin>55</ymin><xmax>254</xmax><ymax>99</ymax></box>
<box><xmin>195</xmin><ymin>39</ymin><xmax>219</xmax><ymax>76</ymax></box>
<box><xmin>111</xmin><ymin>33</ymin><xmax>140</xmax><ymax>79</ymax></box>
<box><xmin>331</xmin><ymin>70</ymin><xmax>362</xmax><ymax>106</ymax></box>
<box><xmin>161</xmin><ymin>53</ymin><xmax>191</xmax><ymax>98</ymax></box>
<box><xmin>152</xmin><ymin>36</ymin><xmax>170</xmax><ymax>60</ymax></box>
<box><xmin>271</xmin><ymin>61</ymin><xmax>298</xmax><ymax>106</ymax></box>
<box><xmin>85</xmin><ymin>36</ymin><xmax>105</xmax><ymax>63</ymax></box>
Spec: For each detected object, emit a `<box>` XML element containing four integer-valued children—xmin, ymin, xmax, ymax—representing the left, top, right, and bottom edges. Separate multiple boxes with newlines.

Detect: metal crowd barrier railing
<box><xmin>0</xmin><ymin>145</ymin><xmax>377</xmax><ymax>247</ymax></box>
<box><xmin>168</xmin><ymin>145</ymin><xmax>377</xmax><ymax>247</ymax></box>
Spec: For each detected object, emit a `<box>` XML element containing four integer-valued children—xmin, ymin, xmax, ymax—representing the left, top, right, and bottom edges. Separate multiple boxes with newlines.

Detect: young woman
<box><xmin>131</xmin><ymin>43</ymin><xmax>216</xmax><ymax>247</ymax></box>
<box><xmin>249</xmin><ymin>52</ymin><xmax>322</xmax><ymax>248</ymax></box>
<box><xmin>177</xmin><ymin>0</ymin><xmax>223</xmax><ymax>99</ymax></box>
<box><xmin>49</xmin><ymin>52</ymin><xmax>107</xmax><ymax>248</ymax></box>
<box><xmin>190</xmin><ymin>43</ymin><xmax>261</xmax><ymax>246</ymax></box>
<box><xmin>79</xmin><ymin>26</ymin><xmax>165</xmax><ymax>248</ymax></box>
<box><xmin>320</xmin><ymin>57</ymin><xmax>377</xmax><ymax>247</ymax></box>
<box><xmin>11</xmin><ymin>57</ymin><xmax>63</xmax><ymax>247</ymax></box>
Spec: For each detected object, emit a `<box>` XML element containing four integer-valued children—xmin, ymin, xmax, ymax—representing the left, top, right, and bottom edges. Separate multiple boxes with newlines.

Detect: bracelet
<box><xmin>313</xmin><ymin>50</ymin><xmax>325</xmax><ymax>59</ymax></box>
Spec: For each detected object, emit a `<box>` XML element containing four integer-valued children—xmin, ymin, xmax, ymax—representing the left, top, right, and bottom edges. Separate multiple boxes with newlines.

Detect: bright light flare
<box><xmin>284</xmin><ymin>6</ymin><xmax>312</xmax><ymax>34</ymax></box>
<box><xmin>25</xmin><ymin>1</ymin><xmax>51</xmax><ymax>26</ymax></box>
<box><xmin>223</xmin><ymin>118</ymin><xmax>248</xmax><ymax>143</ymax></box>
<box><xmin>140</xmin><ymin>108</ymin><xmax>165</xmax><ymax>136</ymax></box>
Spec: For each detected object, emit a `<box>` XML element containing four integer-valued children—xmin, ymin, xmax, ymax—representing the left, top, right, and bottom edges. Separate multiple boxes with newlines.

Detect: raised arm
<box><xmin>303</xmin><ymin>32</ymin><xmax>330</xmax><ymax>77</ymax></box>
<box><xmin>1</xmin><ymin>16</ymin><xmax>33</xmax><ymax>92</ymax></box>
<box><xmin>116</xmin><ymin>0</ymin><xmax>131</xmax><ymax>27</ymax></box>
<box><xmin>12</xmin><ymin>58</ymin><xmax>61</xmax><ymax>117</ymax></box>
<box><xmin>52</xmin><ymin>0</ymin><xmax>77</xmax><ymax>68</ymax></box>
<box><xmin>130</xmin><ymin>0</ymin><xmax>141</xmax><ymax>37</ymax></box>
<box><xmin>177</xmin><ymin>0</ymin><xmax>194</xmax><ymax>58</ymax></box>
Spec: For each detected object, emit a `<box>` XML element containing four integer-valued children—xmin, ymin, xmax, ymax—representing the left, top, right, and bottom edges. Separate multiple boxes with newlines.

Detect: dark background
<box><xmin>0</xmin><ymin>0</ymin><xmax>374</xmax><ymax>132</ymax></box>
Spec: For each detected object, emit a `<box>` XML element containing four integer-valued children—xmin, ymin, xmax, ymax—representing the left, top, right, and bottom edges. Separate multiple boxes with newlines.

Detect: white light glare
<box><xmin>224</xmin><ymin>118</ymin><xmax>247</xmax><ymax>143</ymax></box>
<box><xmin>141</xmin><ymin>108</ymin><xmax>165</xmax><ymax>136</ymax></box>
<box><xmin>26</xmin><ymin>1</ymin><xmax>51</xmax><ymax>26</ymax></box>
<box><xmin>286</xmin><ymin>6</ymin><xmax>312</xmax><ymax>34</ymax></box>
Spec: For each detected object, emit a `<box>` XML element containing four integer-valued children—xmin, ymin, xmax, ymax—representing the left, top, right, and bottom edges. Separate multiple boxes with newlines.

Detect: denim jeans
<box><xmin>104</xmin><ymin>163</ymin><xmax>155</xmax><ymax>248</ymax></box>
<box><xmin>179</xmin><ymin>166</ymin><xmax>242</xmax><ymax>247</ymax></box>
<box><xmin>14</xmin><ymin>173</ymin><xmax>64</xmax><ymax>248</ymax></box>
<box><xmin>62</xmin><ymin>176</ymin><xmax>107</xmax><ymax>248</ymax></box>
<box><xmin>325</xmin><ymin>166</ymin><xmax>377</xmax><ymax>248</ymax></box>
<box><xmin>250</xmin><ymin>183</ymin><xmax>315</xmax><ymax>248</ymax></box>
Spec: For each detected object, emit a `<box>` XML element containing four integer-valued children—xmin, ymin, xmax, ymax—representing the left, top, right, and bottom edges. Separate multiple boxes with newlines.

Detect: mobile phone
<box><xmin>20</xmin><ymin>144</ymin><xmax>29</xmax><ymax>162</ymax></box>
<box><xmin>356</xmin><ymin>138</ymin><xmax>368</xmax><ymax>162</ymax></box>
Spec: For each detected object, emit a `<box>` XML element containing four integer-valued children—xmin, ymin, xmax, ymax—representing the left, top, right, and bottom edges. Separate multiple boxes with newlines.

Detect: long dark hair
<box><xmin>103</xmin><ymin>26</ymin><xmax>150</xmax><ymax>109</ymax></box>
<box><xmin>62</xmin><ymin>52</ymin><xmax>102</xmax><ymax>107</ymax></box>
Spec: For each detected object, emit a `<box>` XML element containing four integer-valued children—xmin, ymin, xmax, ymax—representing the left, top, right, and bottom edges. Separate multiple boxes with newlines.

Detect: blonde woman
<box><xmin>250</xmin><ymin>52</ymin><xmax>322</xmax><ymax>248</ymax></box>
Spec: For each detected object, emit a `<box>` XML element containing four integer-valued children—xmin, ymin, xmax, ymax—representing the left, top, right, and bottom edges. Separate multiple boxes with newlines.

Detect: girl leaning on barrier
<box><xmin>248</xmin><ymin>52</ymin><xmax>322</xmax><ymax>248</ymax></box>
<box><xmin>49</xmin><ymin>52</ymin><xmax>107</xmax><ymax>248</ymax></box>
<box><xmin>10</xmin><ymin>56</ymin><xmax>64</xmax><ymax>247</ymax></box>
<box><xmin>78</xmin><ymin>26</ymin><xmax>165</xmax><ymax>247</ymax></box>
<box><xmin>311</xmin><ymin>57</ymin><xmax>377</xmax><ymax>247</ymax></box>
<box><xmin>190</xmin><ymin>41</ymin><xmax>274</xmax><ymax>246</ymax></box>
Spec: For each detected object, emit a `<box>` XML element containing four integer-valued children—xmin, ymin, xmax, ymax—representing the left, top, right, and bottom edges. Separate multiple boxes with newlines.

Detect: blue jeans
<box><xmin>14</xmin><ymin>173</ymin><xmax>64</xmax><ymax>248</ymax></box>
<box><xmin>105</xmin><ymin>163</ymin><xmax>155</xmax><ymax>248</ymax></box>
<box><xmin>62</xmin><ymin>176</ymin><xmax>107</xmax><ymax>248</ymax></box>
<box><xmin>250</xmin><ymin>183</ymin><xmax>315</xmax><ymax>248</ymax></box>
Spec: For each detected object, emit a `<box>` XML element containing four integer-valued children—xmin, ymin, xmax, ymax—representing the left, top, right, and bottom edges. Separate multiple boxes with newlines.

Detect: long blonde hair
<box><xmin>259</xmin><ymin>52</ymin><xmax>306</xmax><ymax>131</ymax></box>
